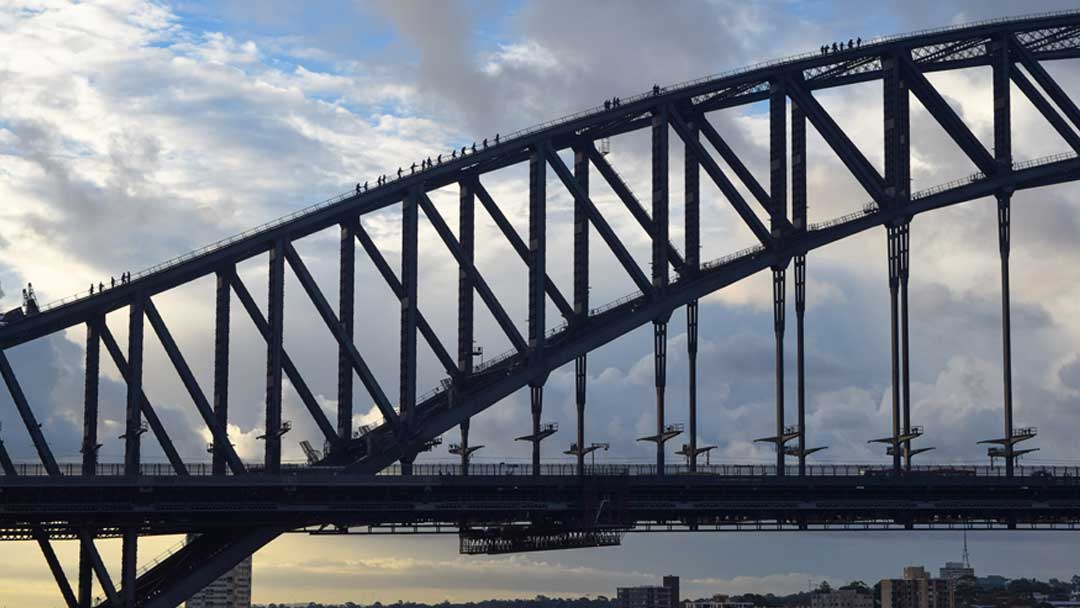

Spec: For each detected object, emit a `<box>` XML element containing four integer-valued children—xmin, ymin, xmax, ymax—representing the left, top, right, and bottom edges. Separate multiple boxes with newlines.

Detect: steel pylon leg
<box><xmin>887</xmin><ymin>226</ymin><xmax>902</xmax><ymax>473</ymax></box>
<box><xmin>530</xmin><ymin>384</ymin><xmax>543</xmax><ymax>475</ymax></box>
<box><xmin>772</xmin><ymin>266</ymin><xmax>786</xmax><ymax>476</ymax></box>
<box><xmin>794</xmin><ymin>255</ymin><xmax>807</xmax><ymax>477</ymax></box>
<box><xmin>653</xmin><ymin>320</ymin><xmax>668</xmax><ymax>474</ymax></box>
<box><xmin>687</xmin><ymin>300</ymin><xmax>699</xmax><ymax>472</ymax></box>
<box><xmin>998</xmin><ymin>193</ymin><xmax>1015</xmax><ymax>478</ymax></box>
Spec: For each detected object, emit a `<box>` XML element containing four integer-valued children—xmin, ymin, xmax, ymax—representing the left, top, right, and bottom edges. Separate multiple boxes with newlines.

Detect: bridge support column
<box><xmin>993</xmin><ymin>32</ymin><xmax>1018</xmax><ymax>479</ymax></box>
<box><xmin>772</xmin><ymin>266</ymin><xmax>786</xmax><ymax>476</ymax></box>
<box><xmin>125</xmin><ymin>294</ymin><xmax>144</xmax><ymax>477</ymax></box>
<box><xmin>687</xmin><ymin>301</ymin><xmax>699</xmax><ymax>472</ymax></box>
<box><xmin>79</xmin><ymin>318</ymin><xmax>101</xmax><ymax>607</ymax></box>
<box><xmin>531</xmin><ymin>384</ymin><xmax>543</xmax><ymax>475</ymax></box>
<box><xmin>338</xmin><ymin>223</ymin><xmax>355</xmax><ymax>441</ymax></box>
<box><xmin>574</xmin><ymin>147</ymin><xmax>590</xmax><ymax>476</ymax></box>
<box><xmin>264</xmin><ymin>241</ymin><xmax>285</xmax><ymax>474</ymax></box>
<box><xmin>651</xmin><ymin>105</ymin><xmax>671</xmax><ymax>476</ymax></box>
<box><xmin>459</xmin><ymin>418</ymin><xmax>471</xmax><ymax>476</ymax></box>
<box><xmin>794</xmin><ymin>255</ymin><xmax>807</xmax><ymax>477</ymax></box>
<box><xmin>653</xmin><ymin>320</ymin><xmax>668</xmax><ymax>473</ymax></box>
<box><xmin>887</xmin><ymin>226</ymin><xmax>902</xmax><ymax>473</ymax></box>
<box><xmin>121</xmin><ymin>531</ymin><xmax>137</xmax><ymax>607</ymax></box>
<box><xmin>459</xmin><ymin>179</ymin><xmax>476</xmax><ymax>477</ymax></box>
<box><xmin>898</xmin><ymin>222</ymin><xmax>912</xmax><ymax>469</ymax></box>
<box><xmin>212</xmin><ymin>269</ymin><xmax>231</xmax><ymax>474</ymax></box>
<box><xmin>400</xmin><ymin>188</ymin><xmax>420</xmax><ymax>475</ymax></box>
<box><xmin>528</xmin><ymin>148</ymin><xmax>547</xmax><ymax>476</ymax></box>
<box><xmin>685</xmin><ymin>115</ymin><xmax>701</xmax><ymax>473</ymax></box>
<box><xmin>998</xmin><ymin>192</ymin><xmax>1015</xmax><ymax>478</ymax></box>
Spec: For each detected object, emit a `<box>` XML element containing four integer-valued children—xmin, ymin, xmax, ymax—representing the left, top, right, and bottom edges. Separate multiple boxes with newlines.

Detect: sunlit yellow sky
<box><xmin>5</xmin><ymin>0</ymin><xmax>1080</xmax><ymax>606</ymax></box>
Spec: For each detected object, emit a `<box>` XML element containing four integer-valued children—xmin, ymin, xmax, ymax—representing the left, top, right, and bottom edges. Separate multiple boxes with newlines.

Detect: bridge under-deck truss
<box><xmin>3</xmin><ymin>10</ymin><xmax>1080</xmax><ymax>608</ymax></box>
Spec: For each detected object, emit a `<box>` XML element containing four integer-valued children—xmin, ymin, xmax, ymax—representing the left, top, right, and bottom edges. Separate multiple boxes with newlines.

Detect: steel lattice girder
<box><xmin>0</xmin><ymin>11</ymin><xmax>1077</xmax><ymax>608</ymax></box>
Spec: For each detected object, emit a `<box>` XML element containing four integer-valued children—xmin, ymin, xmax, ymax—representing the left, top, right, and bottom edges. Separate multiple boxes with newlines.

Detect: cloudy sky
<box><xmin>3</xmin><ymin>0</ymin><xmax>1080</xmax><ymax>605</ymax></box>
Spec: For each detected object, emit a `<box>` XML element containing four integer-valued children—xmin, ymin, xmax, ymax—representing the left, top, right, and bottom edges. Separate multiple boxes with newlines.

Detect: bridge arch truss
<box><xmin>2</xmin><ymin>11</ymin><xmax>1080</xmax><ymax>607</ymax></box>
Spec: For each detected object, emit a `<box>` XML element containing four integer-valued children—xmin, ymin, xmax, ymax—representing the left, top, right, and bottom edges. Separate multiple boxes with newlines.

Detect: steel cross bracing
<box><xmin>0</xmin><ymin>12</ymin><xmax>1079</xmax><ymax>607</ymax></box>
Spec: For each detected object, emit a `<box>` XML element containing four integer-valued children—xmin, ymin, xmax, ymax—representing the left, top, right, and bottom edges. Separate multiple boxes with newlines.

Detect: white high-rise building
<box><xmin>184</xmin><ymin>535</ymin><xmax>252</xmax><ymax>608</ymax></box>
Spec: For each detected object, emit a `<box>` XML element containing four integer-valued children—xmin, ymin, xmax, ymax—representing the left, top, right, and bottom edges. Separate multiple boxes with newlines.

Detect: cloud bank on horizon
<box><xmin>2</xmin><ymin>0</ymin><xmax>1080</xmax><ymax>605</ymax></box>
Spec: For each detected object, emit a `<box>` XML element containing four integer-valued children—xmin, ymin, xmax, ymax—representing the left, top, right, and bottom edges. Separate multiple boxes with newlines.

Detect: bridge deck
<box><xmin>3</xmin><ymin>466</ymin><xmax>1080</xmax><ymax>541</ymax></box>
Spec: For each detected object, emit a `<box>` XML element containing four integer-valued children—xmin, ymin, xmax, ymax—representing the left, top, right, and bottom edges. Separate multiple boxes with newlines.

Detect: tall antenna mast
<box><xmin>962</xmin><ymin>530</ymin><xmax>970</xmax><ymax>568</ymax></box>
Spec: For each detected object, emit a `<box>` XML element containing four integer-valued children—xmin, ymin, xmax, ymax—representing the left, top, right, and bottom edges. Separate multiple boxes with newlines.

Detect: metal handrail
<box><xmin>807</xmin><ymin>151</ymin><xmax>1078</xmax><ymax>232</ymax></box>
<box><xmin>29</xmin><ymin>10</ymin><xmax>1079</xmax><ymax>314</ymax></box>
<box><xmin>137</xmin><ymin>538</ymin><xmax>188</xmax><ymax>577</ymax></box>
<box><xmin>4</xmin><ymin>461</ymin><xmax>1079</xmax><ymax>478</ymax></box>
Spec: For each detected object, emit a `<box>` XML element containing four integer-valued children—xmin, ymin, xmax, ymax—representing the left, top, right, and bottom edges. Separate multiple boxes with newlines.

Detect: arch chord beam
<box><xmin>350</xmin><ymin>221</ymin><xmax>459</xmax><ymax>378</ymax></box>
<box><xmin>668</xmin><ymin>107</ymin><xmax>773</xmax><ymax>247</ymax></box>
<box><xmin>418</xmin><ymin>193</ymin><xmax>528</xmax><ymax>354</ymax></box>
<box><xmin>542</xmin><ymin>143</ymin><xmax>655</xmax><ymax>296</ymax></box>
<box><xmin>143</xmin><ymin>299</ymin><xmax>247</xmax><ymax>474</ymax></box>
<box><xmin>96</xmin><ymin>322</ymin><xmax>189</xmax><ymax>476</ymax></box>
<box><xmin>226</xmin><ymin>271</ymin><xmax>340</xmax><ymax>446</ymax></box>
<box><xmin>282</xmin><ymin>242</ymin><xmax>401</xmax><ymax>435</ymax></box>
<box><xmin>473</xmin><ymin>181</ymin><xmax>575</xmax><ymax>319</ymax></box>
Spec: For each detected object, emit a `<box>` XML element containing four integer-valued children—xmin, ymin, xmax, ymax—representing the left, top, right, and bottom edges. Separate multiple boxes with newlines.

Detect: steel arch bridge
<box><xmin>3</xmin><ymin>10</ymin><xmax>1080</xmax><ymax>608</ymax></box>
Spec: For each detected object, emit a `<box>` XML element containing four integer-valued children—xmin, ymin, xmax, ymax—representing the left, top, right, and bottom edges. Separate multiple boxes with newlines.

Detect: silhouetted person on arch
<box><xmin>494</xmin><ymin>133</ymin><xmax>500</xmax><ymax>144</ymax></box>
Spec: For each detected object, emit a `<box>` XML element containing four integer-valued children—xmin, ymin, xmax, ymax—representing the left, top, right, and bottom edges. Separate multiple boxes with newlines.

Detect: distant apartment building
<box><xmin>880</xmin><ymin>566</ymin><xmax>955</xmax><ymax>608</ymax></box>
<box><xmin>686</xmin><ymin>594</ymin><xmax>755</xmax><ymax>608</ymax></box>
<box><xmin>184</xmin><ymin>535</ymin><xmax>253</xmax><ymax>608</ymax></box>
<box><xmin>938</xmin><ymin>561</ymin><xmax>974</xmax><ymax>581</ymax></box>
<box><xmin>617</xmin><ymin>575</ymin><xmax>680</xmax><ymax>608</ymax></box>
<box><xmin>811</xmin><ymin>588</ymin><xmax>873</xmax><ymax>608</ymax></box>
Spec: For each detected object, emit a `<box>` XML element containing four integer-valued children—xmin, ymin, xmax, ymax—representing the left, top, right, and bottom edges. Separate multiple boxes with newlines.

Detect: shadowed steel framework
<box><xmin>3</xmin><ymin>11</ymin><xmax>1080</xmax><ymax>608</ymax></box>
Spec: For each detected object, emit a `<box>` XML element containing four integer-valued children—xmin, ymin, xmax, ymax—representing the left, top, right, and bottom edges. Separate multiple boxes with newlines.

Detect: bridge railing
<box><xmin>4</xmin><ymin>461</ymin><xmax>1079</xmax><ymax>478</ymax></box>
